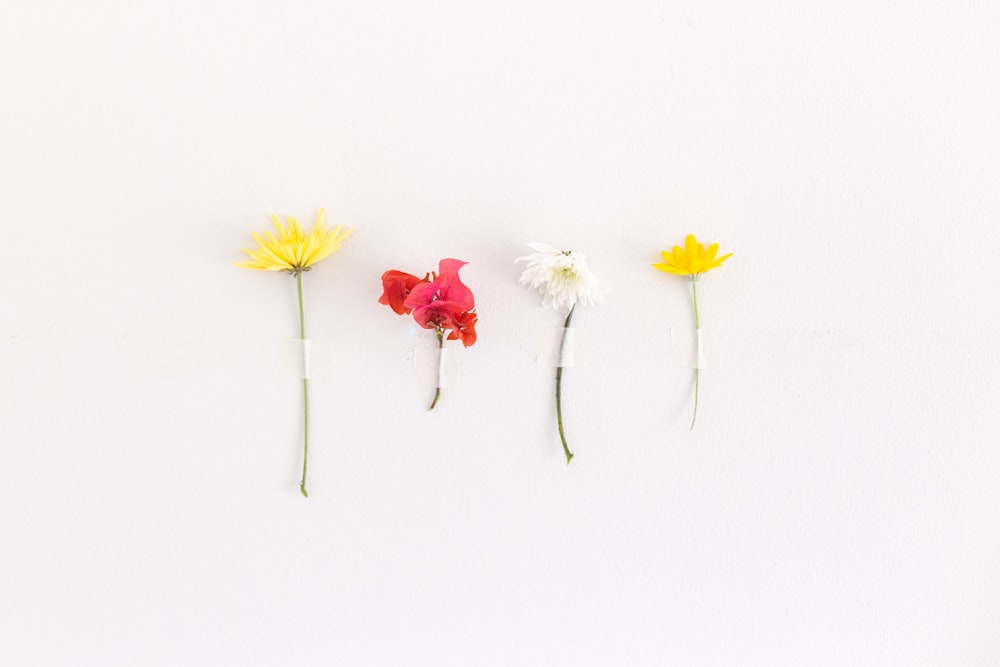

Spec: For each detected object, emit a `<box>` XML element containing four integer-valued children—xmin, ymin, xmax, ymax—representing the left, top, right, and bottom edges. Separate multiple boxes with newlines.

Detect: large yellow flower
<box><xmin>236</xmin><ymin>208</ymin><xmax>353</xmax><ymax>498</ymax></box>
<box><xmin>237</xmin><ymin>209</ymin><xmax>352</xmax><ymax>274</ymax></box>
<box><xmin>653</xmin><ymin>234</ymin><xmax>732</xmax><ymax>277</ymax></box>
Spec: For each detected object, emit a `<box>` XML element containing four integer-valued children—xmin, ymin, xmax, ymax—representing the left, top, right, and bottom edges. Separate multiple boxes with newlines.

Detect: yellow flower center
<box><xmin>555</xmin><ymin>251</ymin><xmax>577</xmax><ymax>279</ymax></box>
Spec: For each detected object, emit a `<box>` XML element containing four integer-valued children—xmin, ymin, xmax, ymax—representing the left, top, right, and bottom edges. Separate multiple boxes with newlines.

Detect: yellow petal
<box><xmin>708</xmin><ymin>252</ymin><xmax>733</xmax><ymax>269</ymax></box>
<box><xmin>659</xmin><ymin>250</ymin><xmax>681</xmax><ymax>268</ymax></box>
<box><xmin>285</xmin><ymin>217</ymin><xmax>303</xmax><ymax>242</ymax></box>
<box><xmin>653</xmin><ymin>263</ymin><xmax>688</xmax><ymax>275</ymax></box>
<box><xmin>671</xmin><ymin>246</ymin><xmax>688</xmax><ymax>268</ymax></box>
<box><xmin>685</xmin><ymin>234</ymin><xmax>699</xmax><ymax>260</ymax></box>
<box><xmin>270</xmin><ymin>215</ymin><xmax>286</xmax><ymax>239</ymax></box>
<box><xmin>703</xmin><ymin>243</ymin><xmax>718</xmax><ymax>266</ymax></box>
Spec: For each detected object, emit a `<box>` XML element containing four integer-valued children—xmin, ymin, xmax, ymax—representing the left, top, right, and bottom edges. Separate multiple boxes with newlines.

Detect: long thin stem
<box><xmin>428</xmin><ymin>329</ymin><xmax>444</xmax><ymax>410</ymax></box>
<box><xmin>691</xmin><ymin>279</ymin><xmax>699</xmax><ymax>432</ymax></box>
<box><xmin>296</xmin><ymin>271</ymin><xmax>310</xmax><ymax>497</ymax></box>
<box><xmin>556</xmin><ymin>305</ymin><xmax>576</xmax><ymax>464</ymax></box>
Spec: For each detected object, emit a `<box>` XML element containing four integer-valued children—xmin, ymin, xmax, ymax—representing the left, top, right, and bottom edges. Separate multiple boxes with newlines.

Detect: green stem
<box><xmin>691</xmin><ymin>279</ymin><xmax>699</xmax><ymax>432</ymax></box>
<box><xmin>556</xmin><ymin>305</ymin><xmax>576</xmax><ymax>464</ymax></box>
<box><xmin>296</xmin><ymin>271</ymin><xmax>310</xmax><ymax>498</ymax></box>
<box><xmin>428</xmin><ymin>329</ymin><xmax>444</xmax><ymax>410</ymax></box>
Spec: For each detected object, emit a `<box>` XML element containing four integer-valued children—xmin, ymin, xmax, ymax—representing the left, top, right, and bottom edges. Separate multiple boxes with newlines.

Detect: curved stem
<box><xmin>556</xmin><ymin>305</ymin><xmax>576</xmax><ymax>464</ymax></box>
<box><xmin>297</xmin><ymin>271</ymin><xmax>310</xmax><ymax>497</ymax></box>
<box><xmin>428</xmin><ymin>329</ymin><xmax>444</xmax><ymax>410</ymax></box>
<box><xmin>691</xmin><ymin>279</ymin><xmax>699</xmax><ymax>432</ymax></box>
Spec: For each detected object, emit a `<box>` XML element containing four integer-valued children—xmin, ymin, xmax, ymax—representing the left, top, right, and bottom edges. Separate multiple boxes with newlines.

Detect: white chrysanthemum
<box><xmin>515</xmin><ymin>242</ymin><xmax>603</xmax><ymax>314</ymax></box>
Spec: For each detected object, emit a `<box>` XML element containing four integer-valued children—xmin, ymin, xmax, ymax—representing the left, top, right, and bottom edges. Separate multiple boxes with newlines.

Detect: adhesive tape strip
<box><xmin>535</xmin><ymin>327</ymin><xmax>584</xmax><ymax>368</ymax></box>
<box><xmin>273</xmin><ymin>338</ymin><xmax>336</xmax><ymax>380</ymax></box>
<box><xmin>670</xmin><ymin>328</ymin><xmax>718</xmax><ymax>369</ymax></box>
<box><xmin>413</xmin><ymin>344</ymin><xmax>457</xmax><ymax>389</ymax></box>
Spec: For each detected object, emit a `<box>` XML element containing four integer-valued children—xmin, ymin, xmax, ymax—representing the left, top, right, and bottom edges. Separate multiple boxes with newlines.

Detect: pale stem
<box><xmin>428</xmin><ymin>329</ymin><xmax>444</xmax><ymax>410</ymax></box>
<box><xmin>691</xmin><ymin>278</ymin><xmax>700</xmax><ymax>432</ymax></box>
<box><xmin>556</xmin><ymin>305</ymin><xmax>576</xmax><ymax>464</ymax></box>
<box><xmin>297</xmin><ymin>271</ymin><xmax>310</xmax><ymax>497</ymax></box>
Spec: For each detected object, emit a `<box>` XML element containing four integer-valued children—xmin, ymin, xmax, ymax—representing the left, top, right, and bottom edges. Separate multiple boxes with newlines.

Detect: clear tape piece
<box><xmin>273</xmin><ymin>338</ymin><xmax>336</xmax><ymax>380</ymax></box>
<box><xmin>536</xmin><ymin>327</ymin><xmax>584</xmax><ymax>368</ymax></box>
<box><xmin>414</xmin><ymin>345</ymin><xmax>457</xmax><ymax>389</ymax></box>
<box><xmin>671</xmin><ymin>328</ymin><xmax>718</xmax><ymax>369</ymax></box>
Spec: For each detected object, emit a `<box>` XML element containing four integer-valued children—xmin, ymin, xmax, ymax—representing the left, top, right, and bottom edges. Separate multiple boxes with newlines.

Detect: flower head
<box><xmin>516</xmin><ymin>243</ymin><xmax>603</xmax><ymax>314</ymax></box>
<box><xmin>653</xmin><ymin>234</ymin><xmax>731</xmax><ymax>279</ymax></box>
<box><xmin>379</xmin><ymin>258</ymin><xmax>478</xmax><ymax>348</ymax></box>
<box><xmin>237</xmin><ymin>209</ymin><xmax>353</xmax><ymax>275</ymax></box>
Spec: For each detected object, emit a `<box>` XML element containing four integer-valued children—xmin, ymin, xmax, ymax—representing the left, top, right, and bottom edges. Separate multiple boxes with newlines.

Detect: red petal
<box><xmin>379</xmin><ymin>270</ymin><xmax>425</xmax><ymax>315</ymax></box>
<box><xmin>446</xmin><ymin>310</ymin><xmax>477</xmax><ymax>347</ymax></box>
<box><xmin>403</xmin><ymin>280</ymin><xmax>439</xmax><ymax>311</ymax></box>
<box><xmin>435</xmin><ymin>271</ymin><xmax>474</xmax><ymax>311</ymax></box>
<box><xmin>438</xmin><ymin>258</ymin><xmax>468</xmax><ymax>274</ymax></box>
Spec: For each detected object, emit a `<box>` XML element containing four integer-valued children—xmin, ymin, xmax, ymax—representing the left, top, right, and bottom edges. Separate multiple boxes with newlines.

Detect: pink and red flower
<box><xmin>378</xmin><ymin>259</ymin><xmax>478</xmax><ymax>347</ymax></box>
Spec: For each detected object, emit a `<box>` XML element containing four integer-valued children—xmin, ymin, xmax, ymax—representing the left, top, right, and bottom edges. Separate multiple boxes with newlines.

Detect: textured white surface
<box><xmin>2</xmin><ymin>1</ymin><xmax>999</xmax><ymax>665</ymax></box>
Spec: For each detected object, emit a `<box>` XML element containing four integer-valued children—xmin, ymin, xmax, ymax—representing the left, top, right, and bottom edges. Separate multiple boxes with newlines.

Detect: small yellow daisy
<box><xmin>653</xmin><ymin>234</ymin><xmax>732</xmax><ymax>278</ymax></box>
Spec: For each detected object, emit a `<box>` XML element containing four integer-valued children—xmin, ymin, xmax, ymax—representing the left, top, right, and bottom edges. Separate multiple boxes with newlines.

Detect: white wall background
<box><xmin>2</xmin><ymin>1</ymin><xmax>999</xmax><ymax>665</ymax></box>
